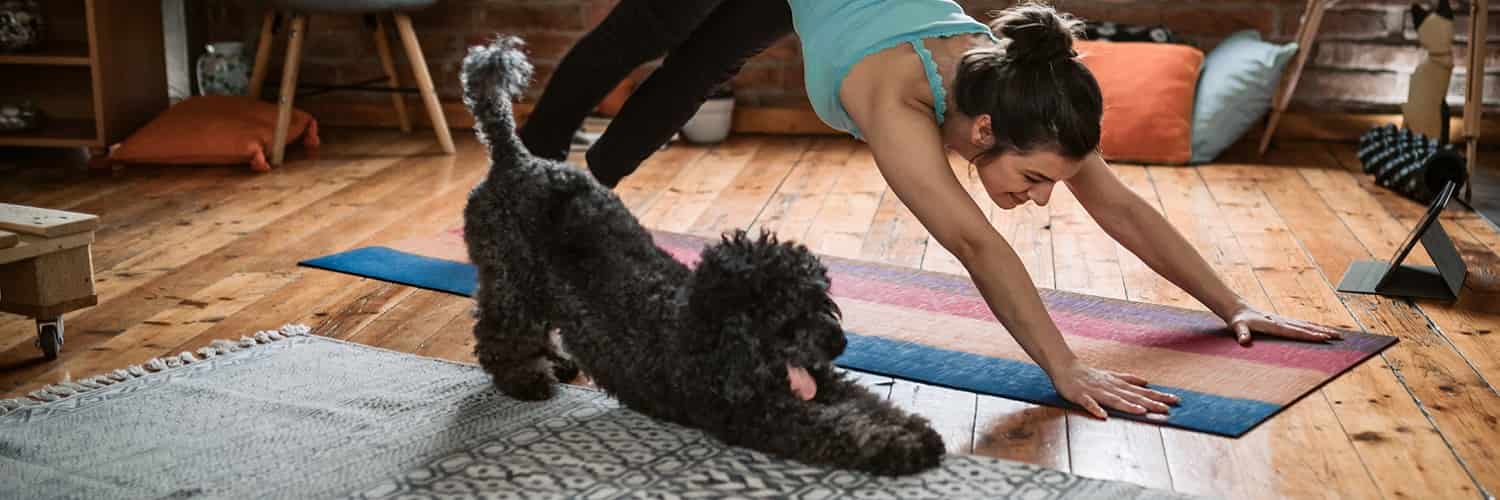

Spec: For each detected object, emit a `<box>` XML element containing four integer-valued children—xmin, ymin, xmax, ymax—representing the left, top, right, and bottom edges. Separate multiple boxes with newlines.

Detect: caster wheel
<box><xmin>35</xmin><ymin>317</ymin><xmax>64</xmax><ymax>361</ymax></box>
<box><xmin>86</xmin><ymin>147</ymin><xmax>120</xmax><ymax>177</ymax></box>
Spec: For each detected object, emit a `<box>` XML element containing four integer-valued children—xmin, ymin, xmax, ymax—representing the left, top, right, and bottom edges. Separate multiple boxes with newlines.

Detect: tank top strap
<box><xmin>908</xmin><ymin>38</ymin><xmax>949</xmax><ymax>127</ymax></box>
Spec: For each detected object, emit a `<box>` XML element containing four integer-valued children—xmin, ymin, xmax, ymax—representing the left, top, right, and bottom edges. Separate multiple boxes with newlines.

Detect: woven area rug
<box><xmin>298</xmin><ymin>226</ymin><xmax>1398</xmax><ymax>437</ymax></box>
<box><xmin>0</xmin><ymin>326</ymin><xmax>1200</xmax><ymax>500</ymax></box>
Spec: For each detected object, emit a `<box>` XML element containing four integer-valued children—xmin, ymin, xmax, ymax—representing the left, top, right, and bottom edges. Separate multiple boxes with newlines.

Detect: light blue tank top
<box><xmin>788</xmin><ymin>0</ymin><xmax>998</xmax><ymax>141</ymax></box>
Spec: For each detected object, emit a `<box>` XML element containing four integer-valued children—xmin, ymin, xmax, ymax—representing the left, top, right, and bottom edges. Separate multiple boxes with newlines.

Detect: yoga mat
<box><xmin>299</xmin><ymin>227</ymin><xmax>1397</xmax><ymax>437</ymax></box>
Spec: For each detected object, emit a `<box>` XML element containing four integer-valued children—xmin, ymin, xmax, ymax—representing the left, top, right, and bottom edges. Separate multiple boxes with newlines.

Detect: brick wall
<box><xmin>195</xmin><ymin>0</ymin><xmax>1500</xmax><ymax>114</ymax></box>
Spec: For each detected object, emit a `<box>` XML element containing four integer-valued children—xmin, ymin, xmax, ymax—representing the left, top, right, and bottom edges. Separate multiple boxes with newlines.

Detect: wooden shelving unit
<box><xmin>0</xmin><ymin>0</ymin><xmax>167</xmax><ymax>155</ymax></box>
<box><xmin>0</xmin><ymin>40</ymin><xmax>91</xmax><ymax>66</ymax></box>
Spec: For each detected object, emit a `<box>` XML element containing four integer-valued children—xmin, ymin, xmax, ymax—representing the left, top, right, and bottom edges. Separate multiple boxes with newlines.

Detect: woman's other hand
<box><xmin>1051</xmin><ymin>360</ymin><xmax>1179</xmax><ymax>420</ymax></box>
<box><xmin>1224</xmin><ymin>305</ymin><xmax>1347</xmax><ymax>346</ymax></box>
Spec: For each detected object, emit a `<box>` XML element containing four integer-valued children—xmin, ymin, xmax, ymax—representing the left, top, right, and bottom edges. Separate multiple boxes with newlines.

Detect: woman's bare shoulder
<box><xmin>840</xmin><ymin>45</ymin><xmax>932</xmax><ymax>126</ymax></box>
<box><xmin>840</xmin><ymin>33</ymin><xmax>995</xmax><ymax>129</ymax></box>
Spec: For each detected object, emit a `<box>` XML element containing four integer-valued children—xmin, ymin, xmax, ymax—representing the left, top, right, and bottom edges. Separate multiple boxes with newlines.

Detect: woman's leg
<box><xmin>585</xmin><ymin>0</ymin><xmax>794</xmax><ymax>188</ymax></box>
<box><xmin>517</xmin><ymin>0</ymin><xmax>728</xmax><ymax>162</ymax></box>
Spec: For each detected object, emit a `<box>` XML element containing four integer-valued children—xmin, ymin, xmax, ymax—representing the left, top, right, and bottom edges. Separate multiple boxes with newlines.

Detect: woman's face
<box><xmin>942</xmin><ymin>114</ymin><xmax>1083</xmax><ymax>210</ymax></box>
<box><xmin>973</xmin><ymin>149</ymin><xmax>1080</xmax><ymax>209</ymax></box>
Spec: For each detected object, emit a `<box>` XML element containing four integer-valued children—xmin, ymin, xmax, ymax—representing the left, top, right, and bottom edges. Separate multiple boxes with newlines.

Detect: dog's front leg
<box><xmin>719</xmin><ymin>377</ymin><xmax>946</xmax><ymax>477</ymax></box>
<box><xmin>472</xmin><ymin>310</ymin><xmax>560</xmax><ymax>401</ymax></box>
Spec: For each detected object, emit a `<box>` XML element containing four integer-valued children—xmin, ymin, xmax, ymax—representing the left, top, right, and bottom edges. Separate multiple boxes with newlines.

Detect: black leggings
<box><xmin>516</xmin><ymin>0</ymin><xmax>794</xmax><ymax>188</ymax></box>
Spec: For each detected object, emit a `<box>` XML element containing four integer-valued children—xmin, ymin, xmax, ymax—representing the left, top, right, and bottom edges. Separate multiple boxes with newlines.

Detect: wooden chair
<box><xmin>247</xmin><ymin>0</ymin><xmax>456</xmax><ymax>166</ymax></box>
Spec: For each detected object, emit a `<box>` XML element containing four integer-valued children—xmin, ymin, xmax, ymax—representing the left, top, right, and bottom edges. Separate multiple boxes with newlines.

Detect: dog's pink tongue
<box><xmin>788</xmin><ymin>363</ymin><xmax>816</xmax><ymax>400</ymax></box>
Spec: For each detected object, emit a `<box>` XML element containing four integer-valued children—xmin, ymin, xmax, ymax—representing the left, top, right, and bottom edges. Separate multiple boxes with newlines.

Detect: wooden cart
<box><xmin>0</xmin><ymin>204</ymin><xmax>99</xmax><ymax>360</ymax></box>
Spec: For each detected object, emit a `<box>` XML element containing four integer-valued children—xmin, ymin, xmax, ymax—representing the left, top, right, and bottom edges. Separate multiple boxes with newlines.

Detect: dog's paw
<box><xmin>494</xmin><ymin>357</ymin><xmax>559</xmax><ymax>401</ymax></box>
<box><xmin>901</xmin><ymin>412</ymin><xmax>940</xmax><ymax>436</ymax></box>
<box><xmin>550</xmin><ymin>355</ymin><xmax>581</xmax><ymax>384</ymax></box>
<box><xmin>864</xmin><ymin>424</ymin><xmax>946</xmax><ymax>476</ymax></box>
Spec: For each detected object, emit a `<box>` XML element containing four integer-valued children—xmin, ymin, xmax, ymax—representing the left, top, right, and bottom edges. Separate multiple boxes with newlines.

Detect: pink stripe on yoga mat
<box><xmin>836</xmin><ymin>298</ymin><xmax>1331</xmax><ymax>403</ymax></box>
<box><xmin>655</xmin><ymin>237</ymin><xmax>1366</xmax><ymax>374</ymax></box>
<box><xmin>831</xmin><ymin>272</ymin><xmax>1364</xmax><ymax>374</ymax></box>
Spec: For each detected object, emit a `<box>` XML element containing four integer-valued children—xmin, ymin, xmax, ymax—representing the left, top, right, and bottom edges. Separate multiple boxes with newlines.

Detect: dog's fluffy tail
<box><xmin>460</xmin><ymin>35</ymin><xmax>533</xmax><ymax>159</ymax></box>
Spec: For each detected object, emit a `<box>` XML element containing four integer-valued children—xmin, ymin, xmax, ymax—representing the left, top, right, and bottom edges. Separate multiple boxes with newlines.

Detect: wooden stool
<box><xmin>0</xmin><ymin>204</ymin><xmax>100</xmax><ymax>360</ymax></box>
<box><xmin>247</xmin><ymin>0</ymin><xmax>456</xmax><ymax>166</ymax></box>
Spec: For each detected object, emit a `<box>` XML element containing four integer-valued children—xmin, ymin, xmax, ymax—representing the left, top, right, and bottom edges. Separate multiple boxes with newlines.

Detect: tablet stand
<box><xmin>1337</xmin><ymin>181</ymin><xmax>1467</xmax><ymax>301</ymax></box>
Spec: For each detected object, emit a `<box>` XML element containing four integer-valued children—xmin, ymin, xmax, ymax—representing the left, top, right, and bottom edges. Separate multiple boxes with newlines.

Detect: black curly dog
<box><xmin>458</xmin><ymin>36</ymin><xmax>946</xmax><ymax>476</ymax></box>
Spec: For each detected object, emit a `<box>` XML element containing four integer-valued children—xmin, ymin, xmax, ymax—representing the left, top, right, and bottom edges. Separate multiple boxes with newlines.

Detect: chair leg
<box><xmin>248</xmin><ymin>11</ymin><xmax>276</xmax><ymax>100</ymax></box>
<box><xmin>373</xmin><ymin>15</ymin><xmax>411</xmax><ymax>133</ymax></box>
<box><xmin>1463</xmin><ymin>0</ymin><xmax>1488</xmax><ymax>202</ymax></box>
<box><xmin>1259</xmin><ymin>0</ymin><xmax>1327</xmax><ymax>157</ymax></box>
<box><xmin>272</xmin><ymin>14</ymin><xmax>308</xmax><ymax>166</ymax></box>
<box><xmin>392</xmin><ymin>13</ymin><xmax>455</xmax><ymax>154</ymax></box>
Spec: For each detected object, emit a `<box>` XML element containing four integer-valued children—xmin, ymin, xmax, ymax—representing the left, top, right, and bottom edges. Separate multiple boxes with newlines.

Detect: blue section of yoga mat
<box><xmin>837</xmin><ymin>334</ymin><xmax>1279</xmax><ymax>437</ymax></box>
<box><xmin>299</xmin><ymin>246</ymin><xmax>1280</xmax><ymax>437</ymax></box>
<box><xmin>300</xmin><ymin>246</ymin><xmax>478</xmax><ymax>296</ymax></box>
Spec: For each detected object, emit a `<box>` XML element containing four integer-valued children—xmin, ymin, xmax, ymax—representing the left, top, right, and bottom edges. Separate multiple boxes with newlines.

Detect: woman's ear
<box><xmin>970</xmin><ymin>114</ymin><xmax>994</xmax><ymax>149</ymax></box>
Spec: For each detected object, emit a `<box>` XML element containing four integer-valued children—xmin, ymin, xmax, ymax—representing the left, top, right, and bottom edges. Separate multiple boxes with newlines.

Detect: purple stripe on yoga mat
<box><xmin>652</xmin><ymin>232</ymin><xmax>1252</xmax><ymax>334</ymax></box>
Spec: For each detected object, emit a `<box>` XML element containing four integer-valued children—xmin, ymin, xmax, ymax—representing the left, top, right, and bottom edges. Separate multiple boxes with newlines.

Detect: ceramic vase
<box><xmin>0</xmin><ymin>0</ymin><xmax>43</xmax><ymax>53</ymax></box>
<box><xmin>196</xmin><ymin>41</ymin><xmax>251</xmax><ymax>96</ymax></box>
<box><xmin>0</xmin><ymin>100</ymin><xmax>44</xmax><ymax>132</ymax></box>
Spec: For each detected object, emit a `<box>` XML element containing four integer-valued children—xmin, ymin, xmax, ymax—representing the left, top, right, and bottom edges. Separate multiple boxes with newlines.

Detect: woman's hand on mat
<box><xmin>1053</xmin><ymin>360</ymin><xmax>1179</xmax><ymax>420</ymax></box>
<box><xmin>1225</xmin><ymin>305</ymin><xmax>1346</xmax><ymax>346</ymax></box>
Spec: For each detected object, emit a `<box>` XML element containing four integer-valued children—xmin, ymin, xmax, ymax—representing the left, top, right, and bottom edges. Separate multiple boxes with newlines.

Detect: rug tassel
<box><xmin>29</xmin><ymin>390</ymin><xmax>60</xmax><ymax>402</ymax></box>
<box><xmin>210</xmin><ymin>338</ymin><xmax>238</xmax><ymax>353</ymax></box>
<box><xmin>0</xmin><ymin>323</ymin><xmax>312</xmax><ymax>417</ymax></box>
<box><xmin>47</xmin><ymin>382</ymin><xmax>85</xmax><ymax>397</ymax></box>
<box><xmin>76</xmin><ymin>377</ymin><xmax>105</xmax><ymax>390</ymax></box>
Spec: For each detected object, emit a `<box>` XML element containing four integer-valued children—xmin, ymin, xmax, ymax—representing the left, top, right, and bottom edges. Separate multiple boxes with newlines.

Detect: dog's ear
<box><xmin>712</xmin><ymin>333</ymin><xmax>782</xmax><ymax>404</ymax></box>
<box><xmin>688</xmin><ymin>230</ymin><xmax>808</xmax><ymax>321</ymax></box>
<box><xmin>686</xmin><ymin>230</ymin><xmax>762</xmax><ymax>323</ymax></box>
<box><xmin>691</xmin><ymin>229</ymin><xmax>843</xmax><ymax>326</ymax></box>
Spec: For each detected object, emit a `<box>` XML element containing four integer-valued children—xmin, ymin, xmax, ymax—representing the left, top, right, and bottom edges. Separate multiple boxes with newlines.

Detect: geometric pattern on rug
<box><xmin>1</xmin><ymin>327</ymin><xmax>1201</xmax><ymax>500</ymax></box>
<box><xmin>349</xmin><ymin>401</ymin><xmax>1197</xmax><ymax>500</ymax></box>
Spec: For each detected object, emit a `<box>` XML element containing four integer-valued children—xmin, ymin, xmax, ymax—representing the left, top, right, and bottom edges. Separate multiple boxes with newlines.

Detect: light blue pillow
<box><xmin>1189</xmin><ymin>30</ymin><xmax>1299</xmax><ymax>163</ymax></box>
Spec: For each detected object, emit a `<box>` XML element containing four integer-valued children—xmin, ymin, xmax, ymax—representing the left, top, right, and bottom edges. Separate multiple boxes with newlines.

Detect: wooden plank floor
<box><xmin>3</xmin><ymin>130</ymin><xmax>1499</xmax><ymax>499</ymax></box>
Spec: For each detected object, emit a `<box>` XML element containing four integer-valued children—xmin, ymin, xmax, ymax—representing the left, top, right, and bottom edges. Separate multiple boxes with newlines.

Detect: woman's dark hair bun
<box><xmin>991</xmin><ymin>1</ymin><xmax>1084</xmax><ymax>65</ymax></box>
<box><xmin>953</xmin><ymin>1</ymin><xmax>1103</xmax><ymax>161</ymax></box>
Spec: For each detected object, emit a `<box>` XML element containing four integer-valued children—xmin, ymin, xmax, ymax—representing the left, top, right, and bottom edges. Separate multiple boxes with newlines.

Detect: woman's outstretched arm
<box><xmin>1065</xmin><ymin>152</ymin><xmax>1348</xmax><ymax>345</ymax></box>
<box><xmin>848</xmin><ymin>97</ymin><xmax>1177</xmax><ymax>419</ymax></box>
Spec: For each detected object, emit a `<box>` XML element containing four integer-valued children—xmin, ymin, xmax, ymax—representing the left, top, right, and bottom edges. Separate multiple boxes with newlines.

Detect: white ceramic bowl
<box><xmin>681</xmin><ymin>97</ymin><xmax>735</xmax><ymax>144</ymax></box>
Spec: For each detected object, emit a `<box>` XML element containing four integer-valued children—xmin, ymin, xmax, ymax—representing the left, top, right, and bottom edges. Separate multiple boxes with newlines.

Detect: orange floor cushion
<box><xmin>1075</xmin><ymin>40</ymin><xmax>1204</xmax><ymax>165</ymax></box>
<box><xmin>109</xmin><ymin>95</ymin><xmax>320</xmax><ymax>172</ymax></box>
